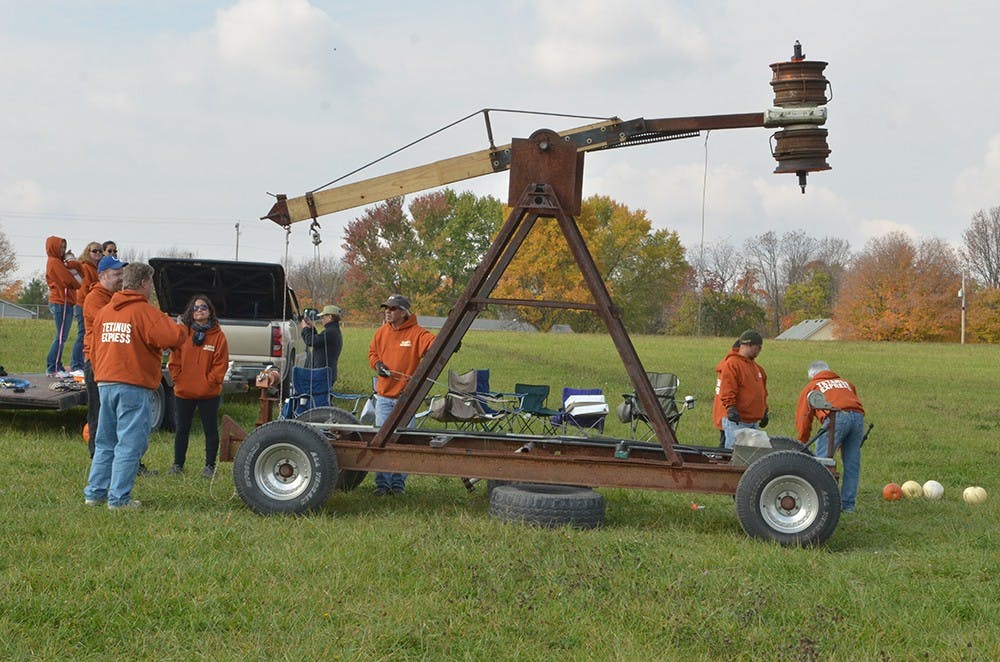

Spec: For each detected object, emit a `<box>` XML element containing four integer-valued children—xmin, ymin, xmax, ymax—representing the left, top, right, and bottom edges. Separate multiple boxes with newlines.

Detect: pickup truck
<box><xmin>149</xmin><ymin>257</ymin><xmax>306</xmax><ymax>429</ymax></box>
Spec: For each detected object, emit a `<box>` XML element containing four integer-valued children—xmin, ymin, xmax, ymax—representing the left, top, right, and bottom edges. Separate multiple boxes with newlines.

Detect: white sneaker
<box><xmin>69</xmin><ymin>369</ymin><xmax>85</xmax><ymax>378</ymax></box>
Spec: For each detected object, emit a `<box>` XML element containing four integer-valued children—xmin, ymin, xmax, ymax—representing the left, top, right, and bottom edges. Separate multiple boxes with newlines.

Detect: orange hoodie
<box><xmin>44</xmin><ymin>236</ymin><xmax>81</xmax><ymax>306</ymax></box>
<box><xmin>711</xmin><ymin>348</ymin><xmax>768</xmax><ymax>429</ymax></box>
<box><xmin>82</xmin><ymin>283</ymin><xmax>113</xmax><ymax>360</ymax></box>
<box><xmin>91</xmin><ymin>290</ymin><xmax>187</xmax><ymax>388</ymax></box>
<box><xmin>168</xmin><ymin>324</ymin><xmax>230</xmax><ymax>399</ymax></box>
<box><xmin>794</xmin><ymin>370</ymin><xmax>865</xmax><ymax>442</ymax></box>
<box><xmin>80</xmin><ymin>260</ymin><xmax>99</xmax><ymax>297</ymax></box>
<box><xmin>368</xmin><ymin>314</ymin><xmax>436</xmax><ymax>398</ymax></box>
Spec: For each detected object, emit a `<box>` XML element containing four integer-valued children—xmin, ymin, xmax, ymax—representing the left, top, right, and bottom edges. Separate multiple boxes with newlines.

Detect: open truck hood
<box><xmin>148</xmin><ymin>257</ymin><xmax>298</xmax><ymax>320</ymax></box>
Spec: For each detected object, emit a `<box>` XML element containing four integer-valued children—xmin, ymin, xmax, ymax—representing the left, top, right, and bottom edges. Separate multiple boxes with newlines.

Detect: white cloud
<box><xmin>0</xmin><ymin>179</ymin><xmax>49</xmax><ymax>213</ymax></box>
<box><xmin>214</xmin><ymin>0</ymin><xmax>339</xmax><ymax>83</ymax></box>
<box><xmin>953</xmin><ymin>132</ymin><xmax>1000</xmax><ymax>216</ymax></box>
<box><xmin>528</xmin><ymin>0</ymin><xmax>708</xmax><ymax>80</ymax></box>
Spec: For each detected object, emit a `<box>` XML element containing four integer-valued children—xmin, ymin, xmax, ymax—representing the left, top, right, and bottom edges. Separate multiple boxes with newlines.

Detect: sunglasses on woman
<box><xmin>192</xmin><ymin>304</ymin><xmax>209</xmax><ymax>311</ymax></box>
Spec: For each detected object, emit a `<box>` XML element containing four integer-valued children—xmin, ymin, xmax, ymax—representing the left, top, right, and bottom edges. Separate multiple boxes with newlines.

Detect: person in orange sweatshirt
<box><xmin>167</xmin><ymin>294</ymin><xmax>229</xmax><ymax>478</ymax></box>
<box><xmin>44</xmin><ymin>235</ymin><xmax>82</xmax><ymax>375</ymax></box>
<box><xmin>712</xmin><ymin>329</ymin><xmax>769</xmax><ymax>449</ymax></box>
<box><xmin>368</xmin><ymin>293</ymin><xmax>436</xmax><ymax>496</ymax></box>
<box><xmin>81</xmin><ymin>254</ymin><xmax>127</xmax><ymax>458</ymax></box>
<box><xmin>84</xmin><ymin>262</ymin><xmax>186</xmax><ymax>510</ymax></box>
<box><xmin>795</xmin><ymin>360</ymin><xmax>866</xmax><ymax>512</ymax></box>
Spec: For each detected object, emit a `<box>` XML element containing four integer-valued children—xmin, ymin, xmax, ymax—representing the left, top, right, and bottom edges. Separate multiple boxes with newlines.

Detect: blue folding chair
<box><xmin>280</xmin><ymin>366</ymin><xmax>332</xmax><ymax>419</ymax></box>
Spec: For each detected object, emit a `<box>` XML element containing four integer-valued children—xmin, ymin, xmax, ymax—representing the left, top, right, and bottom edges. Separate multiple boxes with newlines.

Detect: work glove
<box><xmin>727</xmin><ymin>406</ymin><xmax>740</xmax><ymax>423</ymax></box>
<box><xmin>375</xmin><ymin>362</ymin><xmax>392</xmax><ymax>378</ymax></box>
<box><xmin>759</xmin><ymin>410</ymin><xmax>769</xmax><ymax>429</ymax></box>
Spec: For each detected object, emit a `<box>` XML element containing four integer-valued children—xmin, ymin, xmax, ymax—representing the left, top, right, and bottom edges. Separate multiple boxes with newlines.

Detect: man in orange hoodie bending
<box><xmin>84</xmin><ymin>262</ymin><xmax>186</xmax><ymax>510</ymax></box>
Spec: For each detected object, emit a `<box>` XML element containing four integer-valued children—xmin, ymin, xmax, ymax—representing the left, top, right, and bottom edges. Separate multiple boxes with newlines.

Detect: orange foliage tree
<box><xmin>494</xmin><ymin>195</ymin><xmax>688</xmax><ymax>333</ymax></box>
<box><xmin>966</xmin><ymin>287</ymin><xmax>1000</xmax><ymax>343</ymax></box>
<box><xmin>833</xmin><ymin>232</ymin><xmax>961</xmax><ymax>341</ymax></box>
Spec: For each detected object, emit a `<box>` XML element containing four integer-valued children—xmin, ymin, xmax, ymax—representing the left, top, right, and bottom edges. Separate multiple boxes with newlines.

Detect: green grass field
<box><xmin>1</xmin><ymin>318</ymin><xmax>996</xmax><ymax>659</ymax></box>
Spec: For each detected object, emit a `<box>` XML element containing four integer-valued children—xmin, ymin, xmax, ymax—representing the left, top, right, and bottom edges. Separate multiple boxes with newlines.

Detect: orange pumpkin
<box><xmin>82</xmin><ymin>423</ymin><xmax>90</xmax><ymax>443</ymax></box>
<box><xmin>882</xmin><ymin>483</ymin><xmax>902</xmax><ymax>501</ymax></box>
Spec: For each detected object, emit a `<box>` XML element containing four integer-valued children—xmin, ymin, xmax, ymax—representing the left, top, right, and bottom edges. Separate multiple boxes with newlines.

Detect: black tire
<box><xmin>767</xmin><ymin>435</ymin><xmax>809</xmax><ymax>453</ymax></box>
<box><xmin>489</xmin><ymin>484</ymin><xmax>605</xmax><ymax>529</ymax></box>
<box><xmin>160</xmin><ymin>381</ymin><xmax>176</xmax><ymax>432</ymax></box>
<box><xmin>233</xmin><ymin>419</ymin><xmax>338</xmax><ymax>514</ymax></box>
<box><xmin>150</xmin><ymin>382</ymin><xmax>166</xmax><ymax>431</ymax></box>
<box><xmin>486</xmin><ymin>479</ymin><xmax>513</xmax><ymax>496</ymax></box>
<box><xmin>295</xmin><ymin>406</ymin><xmax>368</xmax><ymax>491</ymax></box>
<box><xmin>735</xmin><ymin>450</ymin><xmax>841</xmax><ymax>547</ymax></box>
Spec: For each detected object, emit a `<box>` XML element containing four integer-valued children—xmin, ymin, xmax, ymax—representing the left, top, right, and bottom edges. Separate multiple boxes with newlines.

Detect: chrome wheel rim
<box><xmin>254</xmin><ymin>442</ymin><xmax>312</xmax><ymax>501</ymax></box>
<box><xmin>759</xmin><ymin>475</ymin><xmax>819</xmax><ymax>534</ymax></box>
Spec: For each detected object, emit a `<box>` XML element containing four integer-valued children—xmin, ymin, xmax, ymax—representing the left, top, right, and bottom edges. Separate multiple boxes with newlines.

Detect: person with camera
<box><xmin>299</xmin><ymin>304</ymin><xmax>343</xmax><ymax>386</ymax></box>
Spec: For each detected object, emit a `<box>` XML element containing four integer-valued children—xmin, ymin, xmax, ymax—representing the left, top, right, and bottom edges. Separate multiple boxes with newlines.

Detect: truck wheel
<box><xmin>295</xmin><ymin>406</ymin><xmax>368</xmax><ymax>491</ymax></box>
<box><xmin>233</xmin><ymin>420</ymin><xmax>337</xmax><ymax>514</ymax></box>
<box><xmin>489</xmin><ymin>484</ymin><xmax>605</xmax><ymax>529</ymax></box>
<box><xmin>735</xmin><ymin>450</ymin><xmax>841</xmax><ymax>547</ymax></box>
<box><xmin>150</xmin><ymin>383</ymin><xmax>166</xmax><ymax>431</ymax></box>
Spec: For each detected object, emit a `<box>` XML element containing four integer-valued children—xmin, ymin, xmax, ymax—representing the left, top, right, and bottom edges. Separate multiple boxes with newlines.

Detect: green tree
<box><xmin>782</xmin><ymin>267</ymin><xmax>834</xmax><ymax>327</ymax></box>
<box><xmin>17</xmin><ymin>276</ymin><xmax>47</xmax><ymax>306</ymax></box>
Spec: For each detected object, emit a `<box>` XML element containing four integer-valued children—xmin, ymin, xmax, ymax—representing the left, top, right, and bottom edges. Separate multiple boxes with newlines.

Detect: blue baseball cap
<box><xmin>97</xmin><ymin>255</ymin><xmax>128</xmax><ymax>273</ymax></box>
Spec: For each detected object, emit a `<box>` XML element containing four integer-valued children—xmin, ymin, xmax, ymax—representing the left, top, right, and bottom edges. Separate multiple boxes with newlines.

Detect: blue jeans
<box><xmin>84</xmin><ymin>383</ymin><xmax>153</xmax><ymax>507</ymax></box>
<box><xmin>70</xmin><ymin>304</ymin><xmax>85</xmax><ymax>371</ymax></box>
<box><xmin>814</xmin><ymin>410</ymin><xmax>864</xmax><ymax>511</ymax></box>
<box><xmin>374</xmin><ymin>394</ymin><xmax>407</xmax><ymax>491</ymax></box>
<box><xmin>46</xmin><ymin>301</ymin><xmax>74</xmax><ymax>373</ymax></box>
<box><xmin>720</xmin><ymin>417</ymin><xmax>761</xmax><ymax>449</ymax></box>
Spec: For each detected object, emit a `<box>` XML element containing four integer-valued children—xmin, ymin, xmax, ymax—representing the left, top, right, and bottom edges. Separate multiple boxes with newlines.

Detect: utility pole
<box><xmin>959</xmin><ymin>270</ymin><xmax>966</xmax><ymax>344</ymax></box>
<box><xmin>235</xmin><ymin>222</ymin><xmax>241</xmax><ymax>261</ymax></box>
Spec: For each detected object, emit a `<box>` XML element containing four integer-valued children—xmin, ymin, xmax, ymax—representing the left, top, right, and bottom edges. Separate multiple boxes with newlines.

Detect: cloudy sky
<box><xmin>3</xmin><ymin>0</ymin><xmax>999</xmax><ymax>283</ymax></box>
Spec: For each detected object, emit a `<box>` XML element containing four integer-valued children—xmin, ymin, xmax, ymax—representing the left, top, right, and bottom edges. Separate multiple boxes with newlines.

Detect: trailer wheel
<box><xmin>233</xmin><ymin>420</ymin><xmax>337</xmax><ymax>514</ymax></box>
<box><xmin>295</xmin><ymin>406</ymin><xmax>368</xmax><ymax>491</ymax></box>
<box><xmin>735</xmin><ymin>450</ymin><xmax>840</xmax><ymax>547</ymax></box>
<box><xmin>489</xmin><ymin>484</ymin><xmax>605</xmax><ymax>529</ymax></box>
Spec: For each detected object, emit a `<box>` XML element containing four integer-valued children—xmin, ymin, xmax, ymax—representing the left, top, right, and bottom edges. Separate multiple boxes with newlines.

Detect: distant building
<box><xmin>775</xmin><ymin>318</ymin><xmax>836</xmax><ymax>341</ymax></box>
<box><xmin>419</xmin><ymin>316</ymin><xmax>538</xmax><ymax>333</ymax></box>
<box><xmin>0</xmin><ymin>299</ymin><xmax>36</xmax><ymax>320</ymax></box>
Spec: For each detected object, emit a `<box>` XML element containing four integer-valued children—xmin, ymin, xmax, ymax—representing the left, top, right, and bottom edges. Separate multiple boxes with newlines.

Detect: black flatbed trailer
<box><xmin>0</xmin><ymin>374</ymin><xmax>87</xmax><ymax>412</ymax></box>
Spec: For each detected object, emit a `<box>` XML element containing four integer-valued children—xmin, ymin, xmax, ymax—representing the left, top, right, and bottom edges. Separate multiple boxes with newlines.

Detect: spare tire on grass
<box><xmin>489</xmin><ymin>483</ymin><xmax>605</xmax><ymax>529</ymax></box>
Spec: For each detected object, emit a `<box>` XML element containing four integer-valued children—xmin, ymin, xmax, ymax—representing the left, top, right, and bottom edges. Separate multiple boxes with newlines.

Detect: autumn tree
<box><xmin>833</xmin><ymin>232</ymin><xmax>961</xmax><ymax>341</ymax></box>
<box><xmin>966</xmin><ymin>287</ymin><xmax>1000</xmax><ymax>343</ymax></box>
<box><xmin>0</xmin><ymin>224</ymin><xmax>17</xmax><ymax>291</ymax></box>
<box><xmin>962</xmin><ymin>206</ymin><xmax>1000</xmax><ymax>288</ymax></box>
<box><xmin>782</xmin><ymin>266</ymin><xmax>835</xmax><ymax>327</ymax></box>
<box><xmin>339</xmin><ymin>190</ymin><xmax>504</xmax><ymax>319</ymax></box>
<box><xmin>494</xmin><ymin>195</ymin><xmax>689</xmax><ymax>333</ymax></box>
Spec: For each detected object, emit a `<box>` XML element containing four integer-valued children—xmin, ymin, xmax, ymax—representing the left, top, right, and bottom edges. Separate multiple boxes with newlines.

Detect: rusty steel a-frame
<box><xmin>372</xmin><ymin>128</ymin><xmax>687</xmax><ymax>465</ymax></box>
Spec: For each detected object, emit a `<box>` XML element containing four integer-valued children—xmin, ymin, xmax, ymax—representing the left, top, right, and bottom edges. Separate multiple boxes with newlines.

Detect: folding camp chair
<box><xmin>330</xmin><ymin>376</ymin><xmax>377</xmax><ymax>425</ymax></box>
<box><xmin>616</xmin><ymin>372</ymin><xmax>686</xmax><ymax>440</ymax></box>
<box><xmin>428</xmin><ymin>369</ymin><xmax>510</xmax><ymax>431</ymax></box>
<box><xmin>551</xmin><ymin>387</ymin><xmax>608</xmax><ymax>435</ymax></box>
<box><xmin>512</xmin><ymin>383</ymin><xmax>560</xmax><ymax>435</ymax></box>
<box><xmin>280</xmin><ymin>366</ymin><xmax>332</xmax><ymax>419</ymax></box>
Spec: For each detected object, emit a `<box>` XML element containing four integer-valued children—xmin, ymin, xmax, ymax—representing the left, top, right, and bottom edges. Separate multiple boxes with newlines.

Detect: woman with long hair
<box><xmin>167</xmin><ymin>294</ymin><xmax>229</xmax><ymax>478</ymax></box>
